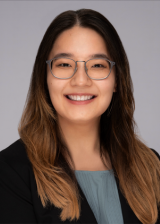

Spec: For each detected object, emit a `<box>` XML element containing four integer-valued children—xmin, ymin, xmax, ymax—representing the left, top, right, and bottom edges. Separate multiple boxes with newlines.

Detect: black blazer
<box><xmin>0</xmin><ymin>139</ymin><xmax>160</xmax><ymax>224</ymax></box>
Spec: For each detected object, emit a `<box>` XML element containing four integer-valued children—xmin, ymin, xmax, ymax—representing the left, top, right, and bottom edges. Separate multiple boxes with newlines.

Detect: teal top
<box><xmin>74</xmin><ymin>169</ymin><xmax>124</xmax><ymax>224</ymax></box>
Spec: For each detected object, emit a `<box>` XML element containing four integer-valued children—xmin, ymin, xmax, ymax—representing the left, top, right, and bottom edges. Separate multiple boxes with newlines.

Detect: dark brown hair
<box><xmin>18</xmin><ymin>8</ymin><xmax>160</xmax><ymax>223</ymax></box>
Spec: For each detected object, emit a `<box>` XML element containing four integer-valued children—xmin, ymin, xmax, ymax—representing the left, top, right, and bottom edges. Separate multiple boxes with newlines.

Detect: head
<box><xmin>33</xmin><ymin>8</ymin><xmax>134</xmax><ymax>131</ymax></box>
<box><xmin>46</xmin><ymin>25</ymin><xmax>117</xmax><ymax>126</ymax></box>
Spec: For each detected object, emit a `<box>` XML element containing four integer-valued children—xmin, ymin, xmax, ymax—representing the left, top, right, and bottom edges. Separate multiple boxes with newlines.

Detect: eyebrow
<box><xmin>53</xmin><ymin>52</ymin><xmax>110</xmax><ymax>60</ymax></box>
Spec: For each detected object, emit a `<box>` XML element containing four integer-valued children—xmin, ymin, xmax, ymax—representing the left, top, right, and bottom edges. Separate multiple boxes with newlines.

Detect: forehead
<box><xmin>50</xmin><ymin>26</ymin><xmax>109</xmax><ymax>60</ymax></box>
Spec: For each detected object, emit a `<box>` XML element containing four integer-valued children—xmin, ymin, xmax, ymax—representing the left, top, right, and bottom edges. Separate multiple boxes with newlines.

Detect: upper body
<box><xmin>0</xmin><ymin>139</ymin><xmax>160</xmax><ymax>224</ymax></box>
<box><xmin>2</xmin><ymin>8</ymin><xmax>160</xmax><ymax>224</ymax></box>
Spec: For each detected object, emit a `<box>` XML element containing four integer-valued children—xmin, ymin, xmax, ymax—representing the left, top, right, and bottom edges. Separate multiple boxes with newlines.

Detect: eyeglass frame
<box><xmin>46</xmin><ymin>57</ymin><xmax>116</xmax><ymax>80</ymax></box>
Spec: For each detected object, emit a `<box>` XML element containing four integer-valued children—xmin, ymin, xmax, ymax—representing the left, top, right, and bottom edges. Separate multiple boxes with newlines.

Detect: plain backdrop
<box><xmin>0</xmin><ymin>1</ymin><xmax>160</xmax><ymax>154</ymax></box>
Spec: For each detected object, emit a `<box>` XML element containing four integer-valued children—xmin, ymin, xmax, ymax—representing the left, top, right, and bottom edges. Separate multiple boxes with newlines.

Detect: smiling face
<box><xmin>47</xmin><ymin>26</ymin><xmax>117</xmax><ymax>124</ymax></box>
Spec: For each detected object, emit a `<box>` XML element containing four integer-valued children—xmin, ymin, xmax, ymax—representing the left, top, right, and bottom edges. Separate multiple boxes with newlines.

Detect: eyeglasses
<box><xmin>46</xmin><ymin>57</ymin><xmax>115</xmax><ymax>80</ymax></box>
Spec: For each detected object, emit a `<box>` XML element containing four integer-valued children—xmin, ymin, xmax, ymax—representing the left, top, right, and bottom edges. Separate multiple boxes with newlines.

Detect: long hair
<box><xmin>18</xmin><ymin>9</ymin><xmax>160</xmax><ymax>223</ymax></box>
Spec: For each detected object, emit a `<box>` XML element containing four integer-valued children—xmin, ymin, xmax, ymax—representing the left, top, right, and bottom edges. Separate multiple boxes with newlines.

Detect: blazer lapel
<box><xmin>76</xmin><ymin>183</ymin><xmax>98</xmax><ymax>223</ymax></box>
<box><xmin>114</xmin><ymin>175</ymin><xmax>142</xmax><ymax>224</ymax></box>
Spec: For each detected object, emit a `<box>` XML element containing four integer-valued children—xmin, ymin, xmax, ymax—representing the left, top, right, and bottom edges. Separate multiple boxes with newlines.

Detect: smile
<box><xmin>65</xmin><ymin>95</ymin><xmax>97</xmax><ymax>105</ymax></box>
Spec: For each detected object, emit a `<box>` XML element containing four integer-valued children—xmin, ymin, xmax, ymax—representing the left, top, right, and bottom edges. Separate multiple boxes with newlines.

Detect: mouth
<box><xmin>65</xmin><ymin>95</ymin><xmax>96</xmax><ymax>101</ymax></box>
<box><xmin>64</xmin><ymin>94</ymin><xmax>97</xmax><ymax>105</ymax></box>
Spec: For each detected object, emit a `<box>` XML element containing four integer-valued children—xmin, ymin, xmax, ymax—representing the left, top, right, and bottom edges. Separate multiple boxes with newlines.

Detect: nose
<box><xmin>74</xmin><ymin>61</ymin><xmax>88</xmax><ymax>76</ymax></box>
<box><xmin>70</xmin><ymin>60</ymin><xmax>91</xmax><ymax>86</ymax></box>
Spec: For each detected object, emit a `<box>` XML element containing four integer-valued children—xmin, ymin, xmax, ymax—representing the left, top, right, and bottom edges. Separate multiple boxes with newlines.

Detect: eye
<box><xmin>93</xmin><ymin>64</ymin><xmax>105</xmax><ymax>68</ymax></box>
<box><xmin>58</xmin><ymin>63</ymin><xmax>71</xmax><ymax>67</ymax></box>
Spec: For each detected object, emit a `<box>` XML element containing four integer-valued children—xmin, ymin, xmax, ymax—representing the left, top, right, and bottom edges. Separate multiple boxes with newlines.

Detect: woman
<box><xmin>0</xmin><ymin>8</ymin><xmax>160</xmax><ymax>224</ymax></box>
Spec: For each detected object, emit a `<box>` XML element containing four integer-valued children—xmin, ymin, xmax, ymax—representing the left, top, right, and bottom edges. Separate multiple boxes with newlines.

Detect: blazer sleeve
<box><xmin>0</xmin><ymin>153</ymin><xmax>37</xmax><ymax>223</ymax></box>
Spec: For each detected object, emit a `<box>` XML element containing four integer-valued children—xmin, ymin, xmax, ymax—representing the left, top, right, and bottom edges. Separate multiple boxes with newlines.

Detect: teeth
<box><xmin>67</xmin><ymin>95</ymin><xmax>94</xmax><ymax>101</ymax></box>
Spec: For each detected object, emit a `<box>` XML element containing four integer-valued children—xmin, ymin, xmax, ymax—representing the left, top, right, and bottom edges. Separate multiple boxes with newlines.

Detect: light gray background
<box><xmin>0</xmin><ymin>1</ymin><xmax>160</xmax><ymax>154</ymax></box>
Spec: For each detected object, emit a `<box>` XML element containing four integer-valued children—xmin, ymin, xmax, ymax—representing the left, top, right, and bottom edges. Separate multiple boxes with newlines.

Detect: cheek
<box><xmin>47</xmin><ymin>74</ymin><xmax>65</xmax><ymax>110</ymax></box>
<box><xmin>47</xmin><ymin>75</ymin><xmax>59</xmax><ymax>104</ymax></box>
<box><xmin>100</xmin><ymin>93</ymin><xmax>113</xmax><ymax>113</ymax></box>
<box><xmin>98</xmin><ymin>81</ymin><xmax>115</xmax><ymax>111</ymax></box>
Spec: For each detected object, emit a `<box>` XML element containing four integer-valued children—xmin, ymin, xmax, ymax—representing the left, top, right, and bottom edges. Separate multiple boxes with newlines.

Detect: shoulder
<box><xmin>0</xmin><ymin>139</ymin><xmax>32</xmax><ymax>179</ymax></box>
<box><xmin>0</xmin><ymin>140</ymin><xmax>40</xmax><ymax>222</ymax></box>
<box><xmin>0</xmin><ymin>138</ymin><xmax>29</xmax><ymax>162</ymax></box>
<box><xmin>1</xmin><ymin>138</ymin><xmax>30</xmax><ymax>160</ymax></box>
<box><xmin>1</xmin><ymin>138</ymin><xmax>29</xmax><ymax>158</ymax></box>
<box><xmin>0</xmin><ymin>139</ymin><xmax>33</xmax><ymax>201</ymax></box>
<box><xmin>149</xmin><ymin>148</ymin><xmax>160</xmax><ymax>160</ymax></box>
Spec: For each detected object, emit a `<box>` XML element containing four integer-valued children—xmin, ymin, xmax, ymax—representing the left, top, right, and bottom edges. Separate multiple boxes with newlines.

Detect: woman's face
<box><xmin>47</xmin><ymin>26</ymin><xmax>117</xmax><ymax>124</ymax></box>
